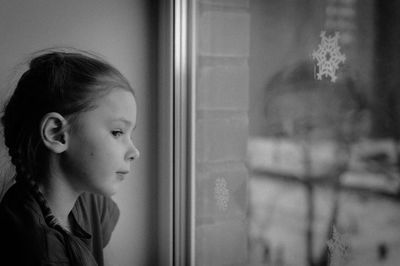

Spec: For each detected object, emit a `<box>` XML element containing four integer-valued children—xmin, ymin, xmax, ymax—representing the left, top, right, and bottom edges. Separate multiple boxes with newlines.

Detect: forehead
<box><xmin>74</xmin><ymin>89</ymin><xmax>137</xmax><ymax>126</ymax></box>
<box><xmin>98</xmin><ymin>89</ymin><xmax>136</xmax><ymax>114</ymax></box>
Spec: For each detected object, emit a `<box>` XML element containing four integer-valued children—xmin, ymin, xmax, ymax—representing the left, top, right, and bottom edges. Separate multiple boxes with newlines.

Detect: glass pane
<box><xmin>194</xmin><ymin>1</ymin><xmax>250</xmax><ymax>265</ymax></box>
<box><xmin>193</xmin><ymin>0</ymin><xmax>400</xmax><ymax>265</ymax></box>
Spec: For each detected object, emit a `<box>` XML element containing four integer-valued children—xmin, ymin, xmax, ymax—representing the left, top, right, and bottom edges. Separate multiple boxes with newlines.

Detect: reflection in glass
<box><xmin>194</xmin><ymin>0</ymin><xmax>400</xmax><ymax>265</ymax></box>
<box><xmin>247</xmin><ymin>1</ymin><xmax>400</xmax><ymax>266</ymax></box>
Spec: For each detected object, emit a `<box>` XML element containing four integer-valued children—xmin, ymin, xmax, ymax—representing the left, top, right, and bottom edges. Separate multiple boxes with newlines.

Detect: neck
<box><xmin>38</xmin><ymin>171</ymin><xmax>81</xmax><ymax>230</ymax></box>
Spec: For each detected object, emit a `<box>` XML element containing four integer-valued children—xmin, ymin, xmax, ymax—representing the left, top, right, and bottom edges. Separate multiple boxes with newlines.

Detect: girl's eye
<box><xmin>112</xmin><ymin>130</ymin><xmax>124</xmax><ymax>137</ymax></box>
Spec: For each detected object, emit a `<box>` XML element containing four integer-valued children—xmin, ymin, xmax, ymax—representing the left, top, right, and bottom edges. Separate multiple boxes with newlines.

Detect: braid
<box><xmin>24</xmin><ymin>179</ymin><xmax>61</xmax><ymax>229</ymax></box>
<box><xmin>13</xmin><ymin>150</ymin><xmax>63</xmax><ymax>231</ymax></box>
<box><xmin>13</xmin><ymin>150</ymin><xmax>95</xmax><ymax>266</ymax></box>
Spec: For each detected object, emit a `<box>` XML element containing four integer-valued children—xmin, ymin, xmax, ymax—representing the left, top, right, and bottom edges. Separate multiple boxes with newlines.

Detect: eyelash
<box><xmin>111</xmin><ymin>130</ymin><xmax>124</xmax><ymax>137</ymax></box>
<box><xmin>112</xmin><ymin>129</ymin><xmax>135</xmax><ymax>143</ymax></box>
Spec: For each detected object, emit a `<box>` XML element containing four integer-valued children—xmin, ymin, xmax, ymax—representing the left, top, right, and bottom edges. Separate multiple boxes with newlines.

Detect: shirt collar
<box><xmin>70</xmin><ymin>203</ymin><xmax>92</xmax><ymax>240</ymax></box>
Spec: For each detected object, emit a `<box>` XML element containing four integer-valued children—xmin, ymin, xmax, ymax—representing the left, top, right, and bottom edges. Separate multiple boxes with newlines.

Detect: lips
<box><xmin>117</xmin><ymin>170</ymin><xmax>130</xmax><ymax>174</ymax></box>
<box><xmin>116</xmin><ymin>171</ymin><xmax>129</xmax><ymax>180</ymax></box>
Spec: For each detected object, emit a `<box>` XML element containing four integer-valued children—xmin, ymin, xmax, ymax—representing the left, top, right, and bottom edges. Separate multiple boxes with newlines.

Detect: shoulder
<box><xmin>0</xmin><ymin>183</ymin><xmax>70</xmax><ymax>265</ymax></box>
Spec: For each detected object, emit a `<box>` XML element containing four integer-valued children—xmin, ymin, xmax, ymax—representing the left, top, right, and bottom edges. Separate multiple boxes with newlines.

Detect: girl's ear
<box><xmin>40</xmin><ymin>112</ymin><xmax>69</xmax><ymax>153</ymax></box>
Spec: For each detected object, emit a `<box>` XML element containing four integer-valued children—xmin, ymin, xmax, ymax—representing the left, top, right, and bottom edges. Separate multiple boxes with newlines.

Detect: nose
<box><xmin>126</xmin><ymin>143</ymin><xmax>140</xmax><ymax>162</ymax></box>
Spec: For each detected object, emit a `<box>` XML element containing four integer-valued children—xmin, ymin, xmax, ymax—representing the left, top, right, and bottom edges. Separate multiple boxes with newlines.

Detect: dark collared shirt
<box><xmin>0</xmin><ymin>182</ymin><xmax>119</xmax><ymax>266</ymax></box>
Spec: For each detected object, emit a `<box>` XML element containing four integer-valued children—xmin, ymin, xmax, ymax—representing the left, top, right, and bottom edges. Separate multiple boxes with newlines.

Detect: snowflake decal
<box><xmin>326</xmin><ymin>226</ymin><xmax>352</xmax><ymax>266</ymax></box>
<box><xmin>214</xmin><ymin>177</ymin><xmax>229</xmax><ymax>211</ymax></box>
<box><xmin>312</xmin><ymin>31</ymin><xmax>346</xmax><ymax>83</ymax></box>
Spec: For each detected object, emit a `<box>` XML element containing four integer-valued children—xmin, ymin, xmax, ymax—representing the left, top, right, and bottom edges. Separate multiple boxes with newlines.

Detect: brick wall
<box><xmin>195</xmin><ymin>0</ymin><xmax>250</xmax><ymax>265</ymax></box>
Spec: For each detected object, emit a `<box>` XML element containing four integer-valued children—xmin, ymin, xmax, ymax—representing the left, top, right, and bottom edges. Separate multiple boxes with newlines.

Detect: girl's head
<box><xmin>264</xmin><ymin>61</ymin><xmax>370</xmax><ymax>140</ymax></box>
<box><xmin>2</xmin><ymin>49</ymin><xmax>139</xmax><ymax>195</ymax></box>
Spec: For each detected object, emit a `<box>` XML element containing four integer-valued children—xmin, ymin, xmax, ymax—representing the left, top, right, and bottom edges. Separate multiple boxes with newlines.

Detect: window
<box><xmin>172</xmin><ymin>1</ymin><xmax>400</xmax><ymax>265</ymax></box>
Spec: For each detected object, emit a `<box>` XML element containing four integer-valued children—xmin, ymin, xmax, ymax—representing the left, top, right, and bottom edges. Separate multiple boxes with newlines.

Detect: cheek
<box><xmin>86</xmin><ymin>140</ymin><xmax>118</xmax><ymax>166</ymax></box>
<box><xmin>68</xmin><ymin>133</ymin><xmax>120</xmax><ymax>172</ymax></box>
<box><xmin>86</xmin><ymin>146</ymin><xmax>107</xmax><ymax>164</ymax></box>
<box><xmin>70</xmin><ymin>142</ymin><xmax>103</xmax><ymax>171</ymax></box>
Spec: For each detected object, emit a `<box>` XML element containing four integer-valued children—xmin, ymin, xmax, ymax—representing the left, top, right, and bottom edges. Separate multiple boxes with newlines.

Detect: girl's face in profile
<box><xmin>60</xmin><ymin>89</ymin><xmax>139</xmax><ymax>196</ymax></box>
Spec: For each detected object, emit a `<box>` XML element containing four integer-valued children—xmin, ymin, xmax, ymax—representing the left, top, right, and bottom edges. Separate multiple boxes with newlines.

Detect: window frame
<box><xmin>159</xmin><ymin>0</ymin><xmax>196</xmax><ymax>265</ymax></box>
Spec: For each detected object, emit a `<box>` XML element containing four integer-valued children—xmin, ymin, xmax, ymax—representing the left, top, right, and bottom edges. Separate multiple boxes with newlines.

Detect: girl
<box><xmin>0</xmin><ymin>49</ymin><xmax>140</xmax><ymax>266</ymax></box>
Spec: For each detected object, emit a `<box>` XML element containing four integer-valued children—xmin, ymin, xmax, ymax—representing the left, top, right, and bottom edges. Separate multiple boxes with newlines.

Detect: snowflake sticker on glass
<box><xmin>312</xmin><ymin>31</ymin><xmax>346</xmax><ymax>83</ymax></box>
<box><xmin>326</xmin><ymin>226</ymin><xmax>352</xmax><ymax>266</ymax></box>
<box><xmin>214</xmin><ymin>177</ymin><xmax>229</xmax><ymax>211</ymax></box>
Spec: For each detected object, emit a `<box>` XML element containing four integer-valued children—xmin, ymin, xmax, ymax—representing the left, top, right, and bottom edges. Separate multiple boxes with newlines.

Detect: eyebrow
<box><xmin>111</xmin><ymin>118</ymin><xmax>137</xmax><ymax>130</ymax></box>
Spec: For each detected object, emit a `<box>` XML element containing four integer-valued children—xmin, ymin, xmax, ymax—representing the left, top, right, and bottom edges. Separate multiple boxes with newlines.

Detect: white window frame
<box><xmin>158</xmin><ymin>1</ymin><xmax>196</xmax><ymax>265</ymax></box>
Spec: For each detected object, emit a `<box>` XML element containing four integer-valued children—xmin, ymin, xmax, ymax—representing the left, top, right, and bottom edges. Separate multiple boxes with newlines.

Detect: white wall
<box><xmin>0</xmin><ymin>0</ymin><xmax>159</xmax><ymax>265</ymax></box>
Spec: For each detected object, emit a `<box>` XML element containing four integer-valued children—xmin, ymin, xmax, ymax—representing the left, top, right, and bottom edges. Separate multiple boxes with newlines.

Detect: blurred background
<box><xmin>194</xmin><ymin>0</ymin><xmax>400</xmax><ymax>265</ymax></box>
<box><xmin>245</xmin><ymin>0</ymin><xmax>400</xmax><ymax>265</ymax></box>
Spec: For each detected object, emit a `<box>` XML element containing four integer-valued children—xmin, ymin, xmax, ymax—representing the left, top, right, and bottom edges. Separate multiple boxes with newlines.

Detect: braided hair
<box><xmin>1</xmin><ymin>49</ymin><xmax>134</xmax><ymax>265</ymax></box>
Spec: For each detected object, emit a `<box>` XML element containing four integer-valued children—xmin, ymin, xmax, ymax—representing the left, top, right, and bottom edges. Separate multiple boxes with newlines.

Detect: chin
<box><xmin>90</xmin><ymin>185</ymin><xmax>119</xmax><ymax>197</ymax></box>
<box><xmin>102</xmin><ymin>187</ymin><xmax>118</xmax><ymax>197</ymax></box>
